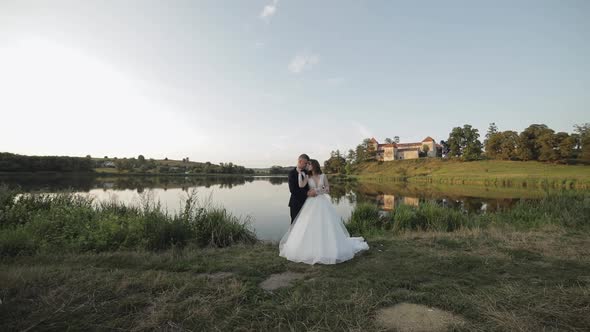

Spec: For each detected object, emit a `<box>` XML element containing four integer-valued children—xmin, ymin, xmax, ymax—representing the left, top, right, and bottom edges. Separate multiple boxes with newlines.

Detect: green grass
<box><xmin>0</xmin><ymin>186</ymin><xmax>256</xmax><ymax>256</ymax></box>
<box><xmin>345</xmin><ymin>191</ymin><xmax>590</xmax><ymax>237</ymax></box>
<box><xmin>1</xmin><ymin>187</ymin><xmax>589</xmax><ymax>330</ymax></box>
<box><xmin>353</xmin><ymin>159</ymin><xmax>590</xmax><ymax>189</ymax></box>
<box><xmin>355</xmin><ymin>180</ymin><xmax>555</xmax><ymax>200</ymax></box>
<box><xmin>1</xmin><ymin>229</ymin><xmax>589</xmax><ymax>330</ymax></box>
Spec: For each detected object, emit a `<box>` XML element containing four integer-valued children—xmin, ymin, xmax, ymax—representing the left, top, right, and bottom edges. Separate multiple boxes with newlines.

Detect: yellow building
<box><xmin>370</xmin><ymin>137</ymin><xmax>440</xmax><ymax>161</ymax></box>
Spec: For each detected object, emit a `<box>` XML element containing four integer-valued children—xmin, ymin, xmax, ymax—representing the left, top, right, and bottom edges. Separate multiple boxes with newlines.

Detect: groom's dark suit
<box><xmin>288</xmin><ymin>167</ymin><xmax>309</xmax><ymax>224</ymax></box>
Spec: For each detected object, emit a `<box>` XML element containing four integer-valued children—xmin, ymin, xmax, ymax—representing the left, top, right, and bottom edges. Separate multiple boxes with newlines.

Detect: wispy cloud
<box><xmin>260</xmin><ymin>0</ymin><xmax>278</xmax><ymax>20</ymax></box>
<box><xmin>288</xmin><ymin>51</ymin><xmax>320</xmax><ymax>74</ymax></box>
<box><xmin>353</xmin><ymin>122</ymin><xmax>373</xmax><ymax>139</ymax></box>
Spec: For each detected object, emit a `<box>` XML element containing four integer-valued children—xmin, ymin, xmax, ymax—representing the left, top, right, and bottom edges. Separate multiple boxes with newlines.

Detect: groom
<box><xmin>288</xmin><ymin>154</ymin><xmax>317</xmax><ymax>224</ymax></box>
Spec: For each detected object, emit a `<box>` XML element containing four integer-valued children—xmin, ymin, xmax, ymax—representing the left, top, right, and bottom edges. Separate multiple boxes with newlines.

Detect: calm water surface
<box><xmin>1</xmin><ymin>174</ymin><xmax>564</xmax><ymax>241</ymax></box>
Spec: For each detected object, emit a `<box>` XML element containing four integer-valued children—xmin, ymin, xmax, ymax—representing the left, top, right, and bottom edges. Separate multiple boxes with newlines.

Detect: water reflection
<box><xmin>1</xmin><ymin>174</ymin><xmax>567</xmax><ymax>240</ymax></box>
<box><xmin>0</xmin><ymin>174</ymin><xmax>286</xmax><ymax>192</ymax></box>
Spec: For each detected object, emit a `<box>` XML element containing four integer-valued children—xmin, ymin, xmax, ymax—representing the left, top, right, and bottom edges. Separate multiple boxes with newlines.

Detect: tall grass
<box><xmin>346</xmin><ymin>191</ymin><xmax>590</xmax><ymax>236</ymax></box>
<box><xmin>0</xmin><ymin>185</ymin><xmax>256</xmax><ymax>256</ymax></box>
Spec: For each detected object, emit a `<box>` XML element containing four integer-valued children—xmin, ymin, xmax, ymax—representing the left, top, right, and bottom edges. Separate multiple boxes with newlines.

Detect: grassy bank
<box><xmin>354</xmin><ymin>180</ymin><xmax>554</xmax><ymax>200</ymax></box>
<box><xmin>1</xmin><ymin>189</ymin><xmax>589</xmax><ymax>330</ymax></box>
<box><xmin>1</xmin><ymin>230</ymin><xmax>589</xmax><ymax>330</ymax></box>
<box><xmin>347</xmin><ymin>192</ymin><xmax>589</xmax><ymax>236</ymax></box>
<box><xmin>0</xmin><ymin>186</ymin><xmax>256</xmax><ymax>256</ymax></box>
<box><xmin>352</xmin><ymin>159</ymin><xmax>590</xmax><ymax>189</ymax></box>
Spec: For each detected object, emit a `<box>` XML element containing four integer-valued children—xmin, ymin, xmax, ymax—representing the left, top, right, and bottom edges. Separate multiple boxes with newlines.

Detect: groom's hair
<box><xmin>298</xmin><ymin>154</ymin><xmax>310</xmax><ymax>161</ymax></box>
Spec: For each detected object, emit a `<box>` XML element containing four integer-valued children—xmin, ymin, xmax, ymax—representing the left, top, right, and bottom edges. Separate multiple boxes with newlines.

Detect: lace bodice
<box><xmin>299</xmin><ymin>173</ymin><xmax>330</xmax><ymax>195</ymax></box>
<box><xmin>309</xmin><ymin>174</ymin><xmax>323</xmax><ymax>189</ymax></box>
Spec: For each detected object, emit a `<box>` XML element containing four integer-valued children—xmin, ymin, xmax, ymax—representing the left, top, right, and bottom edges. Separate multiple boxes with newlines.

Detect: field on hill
<box><xmin>352</xmin><ymin>159</ymin><xmax>590</xmax><ymax>189</ymax></box>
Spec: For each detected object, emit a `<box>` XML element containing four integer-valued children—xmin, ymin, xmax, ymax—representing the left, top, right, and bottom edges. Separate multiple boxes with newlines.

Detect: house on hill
<box><xmin>370</xmin><ymin>137</ymin><xmax>441</xmax><ymax>161</ymax></box>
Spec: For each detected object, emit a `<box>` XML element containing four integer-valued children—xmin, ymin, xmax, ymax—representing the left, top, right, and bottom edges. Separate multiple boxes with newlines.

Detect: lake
<box><xmin>0</xmin><ymin>174</ymin><xmax>567</xmax><ymax>241</ymax></box>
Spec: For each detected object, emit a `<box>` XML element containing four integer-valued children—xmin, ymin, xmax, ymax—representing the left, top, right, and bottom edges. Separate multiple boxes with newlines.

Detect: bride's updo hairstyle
<box><xmin>310</xmin><ymin>159</ymin><xmax>322</xmax><ymax>175</ymax></box>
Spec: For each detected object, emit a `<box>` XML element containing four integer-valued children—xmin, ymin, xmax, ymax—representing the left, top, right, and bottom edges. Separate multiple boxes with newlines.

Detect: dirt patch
<box><xmin>196</xmin><ymin>272</ymin><xmax>234</xmax><ymax>280</ymax></box>
<box><xmin>375</xmin><ymin>302</ymin><xmax>465</xmax><ymax>332</ymax></box>
<box><xmin>260</xmin><ymin>272</ymin><xmax>307</xmax><ymax>291</ymax></box>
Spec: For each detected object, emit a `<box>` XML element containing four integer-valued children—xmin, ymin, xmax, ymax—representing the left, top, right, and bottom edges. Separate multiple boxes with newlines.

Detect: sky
<box><xmin>0</xmin><ymin>0</ymin><xmax>589</xmax><ymax>167</ymax></box>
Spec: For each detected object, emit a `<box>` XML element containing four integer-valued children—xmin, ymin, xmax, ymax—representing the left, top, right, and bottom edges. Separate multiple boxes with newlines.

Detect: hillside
<box><xmin>352</xmin><ymin>159</ymin><xmax>590</xmax><ymax>189</ymax></box>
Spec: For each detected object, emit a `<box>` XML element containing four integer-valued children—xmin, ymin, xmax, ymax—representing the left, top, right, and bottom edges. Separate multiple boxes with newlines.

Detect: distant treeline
<box><xmin>0</xmin><ymin>153</ymin><xmax>255</xmax><ymax>174</ymax></box>
<box><xmin>106</xmin><ymin>158</ymin><xmax>254</xmax><ymax>175</ymax></box>
<box><xmin>323</xmin><ymin>122</ymin><xmax>590</xmax><ymax>174</ymax></box>
<box><xmin>0</xmin><ymin>153</ymin><xmax>94</xmax><ymax>172</ymax></box>
<box><xmin>268</xmin><ymin>166</ymin><xmax>294</xmax><ymax>175</ymax></box>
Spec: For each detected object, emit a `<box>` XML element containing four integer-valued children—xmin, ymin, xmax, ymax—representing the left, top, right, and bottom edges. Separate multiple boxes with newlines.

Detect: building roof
<box><xmin>372</xmin><ymin>136</ymin><xmax>438</xmax><ymax>150</ymax></box>
<box><xmin>422</xmin><ymin>136</ymin><xmax>435</xmax><ymax>142</ymax></box>
<box><xmin>396</xmin><ymin>143</ymin><xmax>421</xmax><ymax>148</ymax></box>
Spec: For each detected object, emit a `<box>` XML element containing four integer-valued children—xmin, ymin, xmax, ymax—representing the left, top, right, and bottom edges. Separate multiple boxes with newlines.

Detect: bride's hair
<box><xmin>310</xmin><ymin>159</ymin><xmax>322</xmax><ymax>175</ymax></box>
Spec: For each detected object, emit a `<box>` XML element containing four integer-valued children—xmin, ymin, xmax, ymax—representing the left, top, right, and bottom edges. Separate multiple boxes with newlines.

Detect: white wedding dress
<box><xmin>279</xmin><ymin>173</ymin><xmax>369</xmax><ymax>265</ymax></box>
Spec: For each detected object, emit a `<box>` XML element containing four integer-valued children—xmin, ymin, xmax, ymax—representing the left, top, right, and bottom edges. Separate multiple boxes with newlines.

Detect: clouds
<box><xmin>259</xmin><ymin>0</ymin><xmax>278</xmax><ymax>20</ymax></box>
<box><xmin>353</xmin><ymin>122</ymin><xmax>374</xmax><ymax>139</ymax></box>
<box><xmin>257</xmin><ymin>3</ymin><xmax>322</xmax><ymax>75</ymax></box>
<box><xmin>288</xmin><ymin>51</ymin><xmax>320</xmax><ymax>74</ymax></box>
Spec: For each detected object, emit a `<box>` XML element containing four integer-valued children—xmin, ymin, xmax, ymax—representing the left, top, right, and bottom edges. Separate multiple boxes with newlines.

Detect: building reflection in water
<box><xmin>376</xmin><ymin>194</ymin><xmax>420</xmax><ymax>211</ymax></box>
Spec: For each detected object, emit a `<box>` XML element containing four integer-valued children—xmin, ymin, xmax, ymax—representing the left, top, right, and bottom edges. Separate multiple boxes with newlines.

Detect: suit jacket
<box><xmin>288</xmin><ymin>167</ymin><xmax>309</xmax><ymax>207</ymax></box>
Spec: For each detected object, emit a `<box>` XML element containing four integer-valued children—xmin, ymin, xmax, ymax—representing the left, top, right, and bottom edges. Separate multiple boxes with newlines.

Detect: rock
<box><xmin>196</xmin><ymin>272</ymin><xmax>234</xmax><ymax>280</ymax></box>
<box><xmin>259</xmin><ymin>272</ymin><xmax>307</xmax><ymax>291</ymax></box>
<box><xmin>375</xmin><ymin>302</ymin><xmax>465</xmax><ymax>332</ymax></box>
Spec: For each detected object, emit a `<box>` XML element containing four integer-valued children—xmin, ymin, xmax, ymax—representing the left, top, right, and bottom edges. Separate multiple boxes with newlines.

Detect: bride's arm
<box><xmin>298</xmin><ymin>171</ymin><xmax>308</xmax><ymax>188</ymax></box>
<box><xmin>316</xmin><ymin>174</ymin><xmax>330</xmax><ymax>194</ymax></box>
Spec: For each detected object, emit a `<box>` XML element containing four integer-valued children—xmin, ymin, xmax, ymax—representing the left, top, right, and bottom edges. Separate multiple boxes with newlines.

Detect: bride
<box><xmin>279</xmin><ymin>159</ymin><xmax>369</xmax><ymax>265</ymax></box>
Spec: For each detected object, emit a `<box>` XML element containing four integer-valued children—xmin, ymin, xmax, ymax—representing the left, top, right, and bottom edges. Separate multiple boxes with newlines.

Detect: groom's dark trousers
<box><xmin>288</xmin><ymin>168</ymin><xmax>309</xmax><ymax>224</ymax></box>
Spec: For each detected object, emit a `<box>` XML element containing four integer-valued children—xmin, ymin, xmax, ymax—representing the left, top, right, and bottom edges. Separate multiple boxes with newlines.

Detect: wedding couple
<box><xmin>279</xmin><ymin>154</ymin><xmax>369</xmax><ymax>265</ymax></box>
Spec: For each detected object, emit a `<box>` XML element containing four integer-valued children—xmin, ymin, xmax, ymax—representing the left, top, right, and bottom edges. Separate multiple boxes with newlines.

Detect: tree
<box><xmin>484</xmin><ymin>122</ymin><xmax>498</xmax><ymax>148</ymax></box>
<box><xmin>538</xmin><ymin>131</ymin><xmax>558</xmax><ymax>161</ymax></box>
<box><xmin>364</xmin><ymin>138</ymin><xmax>377</xmax><ymax>161</ymax></box>
<box><xmin>485</xmin><ymin>132</ymin><xmax>502</xmax><ymax>159</ymax></box>
<box><xmin>346</xmin><ymin>149</ymin><xmax>356</xmax><ymax>165</ymax></box>
<box><xmin>354</xmin><ymin>138</ymin><xmax>375</xmax><ymax>163</ymax></box>
<box><xmin>269</xmin><ymin>166</ymin><xmax>284</xmax><ymax>175</ymax></box>
<box><xmin>439</xmin><ymin>140</ymin><xmax>449</xmax><ymax>157</ymax></box>
<box><xmin>138</xmin><ymin>155</ymin><xmax>145</xmax><ymax>163</ymax></box>
<box><xmin>355</xmin><ymin>144</ymin><xmax>366</xmax><ymax>164</ymax></box>
<box><xmin>420</xmin><ymin>144</ymin><xmax>430</xmax><ymax>157</ymax></box>
<box><xmin>556</xmin><ymin>132</ymin><xmax>576</xmax><ymax>160</ymax></box>
<box><xmin>446</xmin><ymin>124</ymin><xmax>483</xmax><ymax>160</ymax></box>
<box><xmin>517</xmin><ymin>124</ymin><xmax>553</xmax><ymax>161</ymax></box>
<box><xmin>462</xmin><ymin>125</ymin><xmax>483</xmax><ymax>160</ymax></box>
<box><xmin>344</xmin><ymin>163</ymin><xmax>352</xmax><ymax>175</ymax></box>
<box><xmin>384</xmin><ymin>138</ymin><xmax>393</xmax><ymax>144</ymax></box>
<box><xmin>447</xmin><ymin>127</ymin><xmax>464</xmax><ymax>158</ymax></box>
<box><xmin>574</xmin><ymin>123</ymin><xmax>590</xmax><ymax>161</ymax></box>
<box><xmin>394</xmin><ymin>136</ymin><xmax>400</xmax><ymax>144</ymax></box>
<box><xmin>324</xmin><ymin>154</ymin><xmax>346</xmax><ymax>174</ymax></box>
<box><xmin>498</xmin><ymin>131</ymin><xmax>519</xmax><ymax>160</ymax></box>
